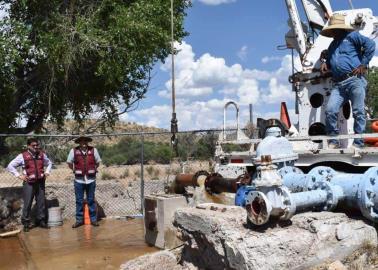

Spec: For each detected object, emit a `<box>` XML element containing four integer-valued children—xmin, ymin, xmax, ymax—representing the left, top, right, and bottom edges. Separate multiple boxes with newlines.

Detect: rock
<box><xmin>120</xmin><ymin>251</ymin><xmax>183</xmax><ymax>270</ymax></box>
<box><xmin>349</xmin><ymin>253</ymin><xmax>369</xmax><ymax>270</ymax></box>
<box><xmin>328</xmin><ymin>260</ymin><xmax>347</xmax><ymax>270</ymax></box>
<box><xmin>174</xmin><ymin>203</ymin><xmax>378</xmax><ymax>270</ymax></box>
<box><xmin>11</xmin><ymin>200</ymin><xmax>22</xmax><ymax>212</ymax></box>
<box><xmin>0</xmin><ymin>200</ymin><xmax>10</xmax><ymax>219</ymax></box>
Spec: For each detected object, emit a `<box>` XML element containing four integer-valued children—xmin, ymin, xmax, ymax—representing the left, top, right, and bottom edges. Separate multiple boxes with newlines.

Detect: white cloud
<box><xmin>262</xmin><ymin>78</ymin><xmax>293</xmax><ymax>104</ymax></box>
<box><xmin>197</xmin><ymin>0</ymin><xmax>236</xmax><ymax>5</ymax></box>
<box><xmin>129</xmin><ymin>42</ymin><xmax>299</xmax><ymax>130</ymax></box>
<box><xmin>236</xmin><ymin>79</ymin><xmax>260</xmax><ymax>105</ymax></box>
<box><xmin>132</xmin><ymin>99</ymin><xmax>232</xmax><ymax>130</ymax></box>
<box><xmin>237</xmin><ymin>45</ymin><xmax>248</xmax><ymax>61</ymax></box>
<box><xmin>371</xmin><ymin>56</ymin><xmax>378</xmax><ymax>67</ymax></box>
<box><xmin>159</xmin><ymin>42</ymin><xmax>248</xmax><ymax>99</ymax></box>
<box><xmin>261</xmin><ymin>56</ymin><xmax>282</xmax><ymax>64</ymax></box>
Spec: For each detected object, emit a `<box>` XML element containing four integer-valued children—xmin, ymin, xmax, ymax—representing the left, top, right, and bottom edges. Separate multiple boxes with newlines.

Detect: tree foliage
<box><xmin>0</xmin><ymin>0</ymin><xmax>190</xmax><ymax>134</ymax></box>
<box><xmin>367</xmin><ymin>67</ymin><xmax>378</xmax><ymax>119</ymax></box>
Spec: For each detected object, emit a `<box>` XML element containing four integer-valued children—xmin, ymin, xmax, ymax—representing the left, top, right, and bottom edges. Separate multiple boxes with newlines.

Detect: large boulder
<box><xmin>174</xmin><ymin>203</ymin><xmax>378</xmax><ymax>270</ymax></box>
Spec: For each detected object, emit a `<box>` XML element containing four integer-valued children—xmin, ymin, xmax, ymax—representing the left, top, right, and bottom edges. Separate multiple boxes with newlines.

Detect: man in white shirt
<box><xmin>7</xmin><ymin>138</ymin><xmax>52</xmax><ymax>232</ymax></box>
<box><xmin>67</xmin><ymin>136</ymin><xmax>101</xmax><ymax>228</ymax></box>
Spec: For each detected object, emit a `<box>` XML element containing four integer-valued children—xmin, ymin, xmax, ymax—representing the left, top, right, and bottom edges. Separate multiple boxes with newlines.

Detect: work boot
<box><xmin>72</xmin><ymin>221</ymin><xmax>84</xmax><ymax>229</ymax></box>
<box><xmin>38</xmin><ymin>221</ymin><xmax>48</xmax><ymax>229</ymax></box>
<box><xmin>23</xmin><ymin>225</ymin><xmax>30</xmax><ymax>232</ymax></box>
<box><xmin>91</xmin><ymin>221</ymin><xmax>99</xmax><ymax>227</ymax></box>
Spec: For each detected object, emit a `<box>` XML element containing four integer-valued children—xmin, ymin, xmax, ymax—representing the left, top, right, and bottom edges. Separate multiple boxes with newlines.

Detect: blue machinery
<box><xmin>234</xmin><ymin>131</ymin><xmax>378</xmax><ymax>226</ymax></box>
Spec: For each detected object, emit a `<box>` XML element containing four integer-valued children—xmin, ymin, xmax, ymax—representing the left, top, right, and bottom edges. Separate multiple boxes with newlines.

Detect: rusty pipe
<box><xmin>204</xmin><ymin>173</ymin><xmax>251</xmax><ymax>194</ymax></box>
<box><xmin>170</xmin><ymin>170</ymin><xmax>209</xmax><ymax>194</ymax></box>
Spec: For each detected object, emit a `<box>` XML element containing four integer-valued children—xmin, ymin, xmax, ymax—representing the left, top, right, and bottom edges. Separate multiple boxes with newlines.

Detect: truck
<box><xmin>214</xmin><ymin>0</ymin><xmax>378</xmax><ymax>178</ymax></box>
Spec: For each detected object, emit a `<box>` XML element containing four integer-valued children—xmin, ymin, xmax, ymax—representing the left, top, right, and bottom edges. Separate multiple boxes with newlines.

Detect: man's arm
<box><xmin>94</xmin><ymin>148</ymin><xmax>101</xmax><ymax>169</ymax></box>
<box><xmin>6</xmin><ymin>154</ymin><xmax>27</xmax><ymax>180</ymax></box>
<box><xmin>66</xmin><ymin>149</ymin><xmax>74</xmax><ymax>170</ymax></box>
<box><xmin>43</xmin><ymin>153</ymin><xmax>53</xmax><ymax>176</ymax></box>
<box><xmin>351</xmin><ymin>31</ymin><xmax>376</xmax><ymax>66</ymax></box>
<box><xmin>320</xmin><ymin>49</ymin><xmax>330</xmax><ymax>74</ymax></box>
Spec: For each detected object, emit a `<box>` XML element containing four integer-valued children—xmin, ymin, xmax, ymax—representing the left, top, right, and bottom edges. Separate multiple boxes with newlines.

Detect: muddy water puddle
<box><xmin>0</xmin><ymin>219</ymin><xmax>157</xmax><ymax>270</ymax></box>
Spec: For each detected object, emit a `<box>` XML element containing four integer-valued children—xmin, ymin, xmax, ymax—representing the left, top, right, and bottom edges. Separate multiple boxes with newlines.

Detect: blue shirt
<box><xmin>327</xmin><ymin>31</ymin><xmax>375</xmax><ymax>79</ymax></box>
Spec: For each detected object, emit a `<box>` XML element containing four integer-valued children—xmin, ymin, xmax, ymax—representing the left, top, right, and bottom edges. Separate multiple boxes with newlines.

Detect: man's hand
<box><xmin>45</xmin><ymin>172</ymin><xmax>50</xmax><ymax>178</ymax></box>
<box><xmin>320</xmin><ymin>63</ymin><xmax>329</xmax><ymax>74</ymax></box>
<box><xmin>18</xmin><ymin>175</ymin><xmax>28</xmax><ymax>181</ymax></box>
<box><xmin>352</xmin><ymin>65</ymin><xmax>367</xmax><ymax>75</ymax></box>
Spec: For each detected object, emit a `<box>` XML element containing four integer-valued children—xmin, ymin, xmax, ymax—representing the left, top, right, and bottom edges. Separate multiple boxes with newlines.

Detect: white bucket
<box><xmin>47</xmin><ymin>207</ymin><xmax>63</xmax><ymax>227</ymax></box>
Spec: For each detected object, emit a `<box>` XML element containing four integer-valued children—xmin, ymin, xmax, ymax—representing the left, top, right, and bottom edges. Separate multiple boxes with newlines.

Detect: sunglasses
<box><xmin>30</xmin><ymin>144</ymin><xmax>39</xmax><ymax>147</ymax></box>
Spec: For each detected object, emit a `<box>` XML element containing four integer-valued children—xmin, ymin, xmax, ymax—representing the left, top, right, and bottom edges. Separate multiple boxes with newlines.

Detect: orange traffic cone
<box><xmin>84</xmin><ymin>202</ymin><xmax>91</xmax><ymax>225</ymax></box>
<box><xmin>280</xmin><ymin>102</ymin><xmax>291</xmax><ymax>129</ymax></box>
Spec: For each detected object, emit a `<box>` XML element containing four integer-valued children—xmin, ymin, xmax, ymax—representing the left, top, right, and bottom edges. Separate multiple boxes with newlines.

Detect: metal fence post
<box><xmin>140</xmin><ymin>132</ymin><xmax>145</xmax><ymax>215</ymax></box>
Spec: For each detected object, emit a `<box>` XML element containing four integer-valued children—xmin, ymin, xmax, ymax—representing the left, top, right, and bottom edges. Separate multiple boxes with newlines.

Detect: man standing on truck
<box><xmin>7</xmin><ymin>138</ymin><xmax>52</xmax><ymax>232</ymax></box>
<box><xmin>320</xmin><ymin>14</ymin><xmax>376</xmax><ymax>149</ymax></box>
<box><xmin>67</xmin><ymin>136</ymin><xmax>101</xmax><ymax>228</ymax></box>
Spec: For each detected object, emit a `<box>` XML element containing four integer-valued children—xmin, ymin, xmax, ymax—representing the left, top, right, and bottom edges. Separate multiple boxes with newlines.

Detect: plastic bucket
<box><xmin>47</xmin><ymin>207</ymin><xmax>63</xmax><ymax>227</ymax></box>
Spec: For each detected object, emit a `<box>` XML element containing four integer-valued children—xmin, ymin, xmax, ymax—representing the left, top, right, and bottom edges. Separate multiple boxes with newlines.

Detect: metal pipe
<box><xmin>140</xmin><ymin>133</ymin><xmax>145</xmax><ymax>213</ymax></box>
<box><xmin>282</xmin><ymin>166</ymin><xmax>378</xmax><ymax>222</ymax></box>
<box><xmin>205</xmin><ymin>173</ymin><xmax>239</xmax><ymax>194</ymax></box>
<box><xmin>291</xmin><ymin>190</ymin><xmax>327</xmax><ymax>211</ymax></box>
<box><xmin>168</xmin><ymin>171</ymin><xmax>209</xmax><ymax>194</ymax></box>
<box><xmin>223</xmin><ymin>101</ymin><xmax>240</xmax><ymax>140</ymax></box>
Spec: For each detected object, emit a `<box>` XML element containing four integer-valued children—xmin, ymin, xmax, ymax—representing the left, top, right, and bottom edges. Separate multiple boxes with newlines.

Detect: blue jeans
<box><xmin>74</xmin><ymin>181</ymin><xmax>96</xmax><ymax>223</ymax></box>
<box><xmin>325</xmin><ymin>76</ymin><xmax>367</xmax><ymax>146</ymax></box>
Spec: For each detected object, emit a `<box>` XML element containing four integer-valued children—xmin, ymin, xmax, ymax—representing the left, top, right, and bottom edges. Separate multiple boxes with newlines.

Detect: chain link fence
<box><xmin>0</xmin><ymin>129</ymin><xmax>235</xmax><ymax>219</ymax></box>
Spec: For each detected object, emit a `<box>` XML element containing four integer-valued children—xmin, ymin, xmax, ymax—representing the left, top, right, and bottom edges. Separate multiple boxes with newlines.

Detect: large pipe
<box><xmin>282</xmin><ymin>166</ymin><xmax>378</xmax><ymax>222</ymax></box>
<box><xmin>169</xmin><ymin>171</ymin><xmax>209</xmax><ymax>194</ymax></box>
<box><xmin>291</xmin><ymin>190</ymin><xmax>328</xmax><ymax>211</ymax></box>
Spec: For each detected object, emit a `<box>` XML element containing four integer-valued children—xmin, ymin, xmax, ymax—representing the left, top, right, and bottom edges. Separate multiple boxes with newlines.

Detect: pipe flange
<box><xmin>313</xmin><ymin>181</ymin><xmax>340</xmax><ymax>211</ymax></box>
<box><xmin>358</xmin><ymin>167</ymin><xmax>378</xmax><ymax>222</ymax></box>
<box><xmin>193</xmin><ymin>170</ymin><xmax>210</xmax><ymax>186</ymax></box>
<box><xmin>236</xmin><ymin>173</ymin><xmax>252</xmax><ymax>186</ymax></box>
<box><xmin>308</xmin><ymin>166</ymin><xmax>336</xmax><ymax>190</ymax></box>
<box><xmin>245</xmin><ymin>191</ymin><xmax>272</xmax><ymax>225</ymax></box>
<box><xmin>278</xmin><ymin>166</ymin><xmax>303</xmax><ymax>178</ymax></box>
<box><xmin>204</xmin><ymin>173</ymin><xmax>223</xmax><ymax>194</ymax></box>
<box><xmin>235</xmin><ymin>185</ymin><xmax>255</xmax><ymax>207</ymax></box>
<box><xmin>280</xmin><ymin>186</ymin><xmax>296</xmax><ymax>221</ymax></box>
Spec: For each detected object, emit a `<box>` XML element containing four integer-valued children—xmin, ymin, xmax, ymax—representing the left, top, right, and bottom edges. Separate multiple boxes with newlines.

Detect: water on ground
<box><xmin>0</xmin><ymin>219</ymin><xmax>157</xmax><ymax>270</ymax></box>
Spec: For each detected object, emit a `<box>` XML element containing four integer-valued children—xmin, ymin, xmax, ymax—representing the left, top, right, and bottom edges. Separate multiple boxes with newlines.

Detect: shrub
<box><xmin>101</xmin><ymin>171</ymin><xmax>115</xmax><ymax>180</ymax></box>
<box><xmin>120</xmin><ymin>168</ymin><xmax>130</xmax><ymax>178</ymax></box>
<box><xmin>151</xmin><ymin>167</ymin><xmax>160</xmax><ymax>179</ymax></box>
<box><xmin>146</xmin><ymin>166</ymin><xmax>154</xmax><ymax>176</ymax></box>
<box><xmin>134</xmin><ymin>170</ymin><xmax>141</xmax><ymax>178</ymax></box>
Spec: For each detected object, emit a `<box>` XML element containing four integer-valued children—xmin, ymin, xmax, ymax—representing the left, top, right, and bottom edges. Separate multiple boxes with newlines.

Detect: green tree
<box><xmin>367</xmin><ymin>67</ymin><xmax>378</xmax><ymax>118</ymax></box>
<box><xmin>0</xmin><ymin>0</ymin><xmax>189</xmax><ymax>138</ymax></box>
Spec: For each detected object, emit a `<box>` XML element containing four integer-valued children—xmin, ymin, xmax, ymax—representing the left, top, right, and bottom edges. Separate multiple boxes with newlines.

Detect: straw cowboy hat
<box><xmin>320</xmin><ymin>14</ymin><xmax>354</xmax><ymax>37</ymax></box>
<box><xmin>74</xmin><ymin>136</ymin><xmax>93</xmax><ymax>144</ymax></box>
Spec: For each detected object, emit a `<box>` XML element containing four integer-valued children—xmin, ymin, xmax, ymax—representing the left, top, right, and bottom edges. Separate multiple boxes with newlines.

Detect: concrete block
<box><xmin>144</xmin><ymin>194</ymin><xmax>188</xmax><ymax>249</ymax></box>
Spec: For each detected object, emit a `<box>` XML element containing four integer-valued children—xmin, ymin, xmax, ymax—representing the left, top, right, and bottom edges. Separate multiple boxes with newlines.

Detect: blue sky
<box><xmin>125</xmin><ymin>0</ymin><xmax>378</xmax><ymax>130</ymax></box>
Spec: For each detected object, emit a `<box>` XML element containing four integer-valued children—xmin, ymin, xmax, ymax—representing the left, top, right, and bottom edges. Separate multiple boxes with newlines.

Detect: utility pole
<box><xmin>170</xmin><ymin>0</ymin><xmax>178</xmax><ymax>156</ymax></box>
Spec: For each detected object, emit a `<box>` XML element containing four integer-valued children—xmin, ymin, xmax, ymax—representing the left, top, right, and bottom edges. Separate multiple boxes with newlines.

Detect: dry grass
<box><xmin>0</xmin><ymin>160</ymin><xmax>211</xmax><ymax>187</ymax></box>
